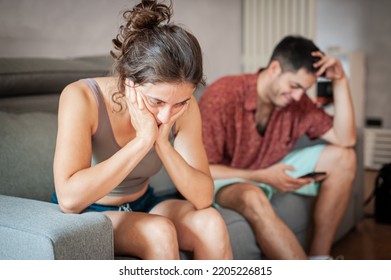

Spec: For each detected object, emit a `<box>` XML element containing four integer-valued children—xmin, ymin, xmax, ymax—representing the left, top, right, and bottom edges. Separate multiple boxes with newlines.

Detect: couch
<box><xmin>0</xmin><ymin>56</ymin><xmax>364</xmax><ymax>260</ymax></box>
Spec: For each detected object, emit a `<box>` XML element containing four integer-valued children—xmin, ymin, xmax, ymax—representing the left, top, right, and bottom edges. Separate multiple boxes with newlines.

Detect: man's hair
<box><xmin>267</xmin><ymin>35</ymin><xmax>322</xmax><ymax>74</ymax></box>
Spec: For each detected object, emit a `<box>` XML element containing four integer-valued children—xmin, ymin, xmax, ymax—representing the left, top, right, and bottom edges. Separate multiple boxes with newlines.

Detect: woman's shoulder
<box><xmin>60</xmin><ymin>77</ymin><xmax>114</xmax><ymax>105</ymax></box>
<box><xmin>58</xmin><ymin>78</ymin><xmax>109</xmax><ymax>124</ymax></box>
<box><xmin>57</xmin><ymin>79</ymin><xmax>103</xmax><ymax>133</ymax></box>
<box><xmin>59</xmin><ymin>79</ymin><xmax>95</xmax><ymax>108</ymax></box>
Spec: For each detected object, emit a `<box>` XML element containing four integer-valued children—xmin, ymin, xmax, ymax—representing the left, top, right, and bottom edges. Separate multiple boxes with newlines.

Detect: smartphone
<box><xmin>299</xmin><ymin>172</ymin><xmax>327</xmax><ymax>181</ymax></box>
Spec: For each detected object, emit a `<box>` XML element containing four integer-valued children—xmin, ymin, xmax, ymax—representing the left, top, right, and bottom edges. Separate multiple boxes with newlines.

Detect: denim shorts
<box><xmin>51</xmin><ymin>186</ymin><xmax>181</xmax><ymax>213</ymax></box>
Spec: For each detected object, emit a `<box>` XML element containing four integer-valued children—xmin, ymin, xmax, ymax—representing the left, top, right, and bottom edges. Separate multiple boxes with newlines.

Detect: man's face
<box><xmin>268</xmin><ymin>68</ymin><xmax>317</xmax><ymax>107</ymax></box>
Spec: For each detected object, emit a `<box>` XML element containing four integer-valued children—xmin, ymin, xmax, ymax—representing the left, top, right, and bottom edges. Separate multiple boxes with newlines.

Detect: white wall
<box><xmin>316</xmin><ymin>0</ymin><xmax>391</xmax><ymax>129</ymax></box>
<box><xmin>1</xmin><ymin>0</ymin><xmax>390</xmax><ymax>128</ymax></box>
<box><xmin>0</xmin><ymin>0</ymin><xmax>242</xmax><ymax>84</ymax></box>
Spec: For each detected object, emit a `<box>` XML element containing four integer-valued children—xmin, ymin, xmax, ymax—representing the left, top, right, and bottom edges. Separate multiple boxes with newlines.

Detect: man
<box><xmin>199</xmin><ymin>35</ymin><xmax>356</xmax><ymax>260</ymax></box>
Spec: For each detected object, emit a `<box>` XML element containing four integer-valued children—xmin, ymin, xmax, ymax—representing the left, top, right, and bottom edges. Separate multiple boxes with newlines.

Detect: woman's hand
<box><xmin>125</xmin><ymin>81</ymin><xmax>158</xmax><ymax>144</ymax></box>
<box><xmin>156</xmin><ymin>102</ymin><xmax>189</xmax><ymax>146</ymax></box>
<box><xmin>312</xmin><ymin>51</ymin><xmax>346</xmax><ymax>81</ymax></box>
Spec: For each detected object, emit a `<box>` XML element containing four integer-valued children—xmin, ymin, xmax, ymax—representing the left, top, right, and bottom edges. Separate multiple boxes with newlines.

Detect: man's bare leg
<box><xmin>216</xmin><ymin>183</ymin><xmax>307</xmax><ymax>260</ymax></box>
<box><xmin>309</xmin><ymin>145</ymin><xmax>356</xmax><ymax>256</ymax></box>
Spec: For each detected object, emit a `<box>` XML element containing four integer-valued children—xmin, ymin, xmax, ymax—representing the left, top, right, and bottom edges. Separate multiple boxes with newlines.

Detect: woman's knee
<box><xmin>184</xmin><ymin>208</ymin><xmax>230</xmax><ymax>247</ymax></box>
<box><xmin>108</xmin><ymin>212</ymin><xmax>179</xmax><ymax>259</ymax></box>
<box><xmin>144</xmin><ymin>216</ymin><xmax>177</xmax><ymax>243</ymax></box>
<box><xmin>138</xmin><ymin>216</ymin><xmax>179</xmax><ymax>258</ymax></box>
<box><xmin>185</xmin><ymin>207</ymin><xmax>232</xmax><ymax>256</ymax></box>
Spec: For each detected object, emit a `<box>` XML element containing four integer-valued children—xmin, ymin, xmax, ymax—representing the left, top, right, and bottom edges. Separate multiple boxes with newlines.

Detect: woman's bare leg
<box><xmin>104</xmin><ymin>211</ymin><xmax>179</xmax><ymax>259</ymax></box>
<box><xmin>150</xmin><ymin>200</ymin><xmax>232</xmax><ymax>259</ymax></box>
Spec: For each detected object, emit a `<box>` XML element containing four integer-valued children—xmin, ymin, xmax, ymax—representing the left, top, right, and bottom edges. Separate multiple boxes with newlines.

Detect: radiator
<box><xmin>242</xmin><ymin>0</ymin><xmax>317</xmax><ymax>72</ymax></box>
<box><xmin>364</xmin><ymin>128</ymin><xmax>391</xmax><ymax>170</ymax></box>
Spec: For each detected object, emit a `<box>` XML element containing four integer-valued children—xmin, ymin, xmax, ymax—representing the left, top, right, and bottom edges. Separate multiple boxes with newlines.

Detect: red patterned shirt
<box><xmin>199</xmin><ymin>73</ymin><xmax>333</xmax><ymax>169</ymax></box>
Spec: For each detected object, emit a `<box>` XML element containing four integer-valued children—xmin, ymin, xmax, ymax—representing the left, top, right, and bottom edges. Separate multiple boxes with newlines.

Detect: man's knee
<box><xmin>332</xmin><ymin>146</ymin><xmax>356</xmax><ymax>174</ymax></box>
<box><xmin>221</xmin><ymin>184</ymin><xmax>276</xmax><ymax>221</ymax></box>
<box><xmin>218</xmin><ymin>184</ymin><xmax>269</xmax><ymax>211</ymax></box>
<box><xmin>318</xmin><ymin>146</ymin><xmax>356</xmax><ymax>193</ymax></box>
<box><xmin>320</xmin><ymin>145</ymin><xmax>356</xmax><ymax>171</ymax></box>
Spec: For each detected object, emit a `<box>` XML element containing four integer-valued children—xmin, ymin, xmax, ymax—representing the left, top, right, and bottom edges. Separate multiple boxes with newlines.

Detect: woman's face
<box><xmin>136</xmin><ymin>82</ymin><xmax>195</xmax><ymax>125</ymax></box>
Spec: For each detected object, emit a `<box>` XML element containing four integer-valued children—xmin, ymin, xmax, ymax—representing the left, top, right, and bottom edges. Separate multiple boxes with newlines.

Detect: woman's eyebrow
<box><xmin>179</xmin><ymin>97</ymin><xmax>191</xmax><ymax>104</ymax></box>
<box><xmin>145</xmin><ymin>94</ymin><xmax>191</xmax><ymax>105</ymax></box>
<box><xmin>146</xmin><ymin>95</ymin><xmax>164</xmax><ymax>102</ymax></box>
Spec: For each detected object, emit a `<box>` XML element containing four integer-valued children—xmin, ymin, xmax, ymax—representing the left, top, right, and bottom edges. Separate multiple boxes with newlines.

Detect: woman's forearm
<box><xmin>155</xmin><ymin>140</ymin><xmax>213</xmax><ymax>210</ymax></box>
<box><xmin>55</xmin><ymin>136</ymin><xmax>154</xmax><ymax>213</ymax></box>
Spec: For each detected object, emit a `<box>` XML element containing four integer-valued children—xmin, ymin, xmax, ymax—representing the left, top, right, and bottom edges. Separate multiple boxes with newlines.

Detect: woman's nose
<box><xmin>156</xmin><ymin>106</ymin><xmax>172</xmax><ymax>124</ymax></box>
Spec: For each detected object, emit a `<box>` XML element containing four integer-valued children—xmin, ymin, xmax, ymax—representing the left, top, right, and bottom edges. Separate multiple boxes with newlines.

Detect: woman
<box><xmin>52</xmin><ymin>0</ymin><xmax>232</xmax><ymax>260</ymax></box>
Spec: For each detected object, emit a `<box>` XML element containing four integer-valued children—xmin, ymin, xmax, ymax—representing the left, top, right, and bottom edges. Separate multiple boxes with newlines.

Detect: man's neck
<box><xmin>256</xmin><ymin>68</ymin><xmax>273</xmax><ymax>106</ymax></box>
<box><xmin>255</xmin><ymin>101</ymin><xmax>274</xmax><ymax>135</ymax></box>
<box><xmin>255</xmin><ymin>69</ymin><xmax>275</xmax><ymax>136</ymax></box>
<box><xmin>255</xmin><ymin>70</ymin><xmax>275</xmax><ymax>136</ymax></box>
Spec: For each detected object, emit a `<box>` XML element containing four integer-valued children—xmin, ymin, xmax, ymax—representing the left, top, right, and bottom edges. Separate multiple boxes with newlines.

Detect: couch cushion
<box><xmin>0</xmin><ymin>94</ymin><xmax>60</xmax><ymax>114</ymax></box>
<box><xmin>271</xmin><ymin>192</ymin><xmax>314</xmax><ymax>249</ymax></box>
<box><xmin>73</xmin><ymin>55</ymin><xmax>115</xmax><ymax>70</ymax></box>
<box><xmin>0</xmin><ymin>57</ymin><xmax>111</xmax><ymax>98</ymax></box>
<box><xmin>0</xmin><ymin>111</ymin><xmax>57</xmax><ymax>201</ymax></box>
<box><xmin>0</xmin><ymin>195</ymin><xmax>113</xmax><ymax>260</ymax></box>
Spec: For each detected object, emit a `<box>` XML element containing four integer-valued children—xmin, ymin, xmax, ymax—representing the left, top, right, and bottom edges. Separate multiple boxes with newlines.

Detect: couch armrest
<box><xmin>0</xmin><ymin>195</ymin><xmax>114</xmax><ymax>260</ymax></box>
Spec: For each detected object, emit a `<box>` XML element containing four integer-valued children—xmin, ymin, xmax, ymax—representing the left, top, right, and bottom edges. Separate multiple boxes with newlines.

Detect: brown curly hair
<box><xmin>110</xmin><ymin>0</ymin><xmax>205</xmax><ymax>112</ymax></box>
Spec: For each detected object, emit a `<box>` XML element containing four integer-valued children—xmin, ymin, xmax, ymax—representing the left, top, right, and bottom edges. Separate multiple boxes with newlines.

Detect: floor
<box><xmin>331</xmin><ymin>216</ymin><xmax>391</xmax><ymax>259</ymax></box>
<box><xmin>330</xmin><ymin>170</ymin><xmax>391</xmax><ymax>260</ymax></box>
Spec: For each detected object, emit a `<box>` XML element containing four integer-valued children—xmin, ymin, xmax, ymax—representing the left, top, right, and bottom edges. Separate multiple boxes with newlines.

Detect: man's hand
<box><xmin>312</xmin><ymin>51</ymin><xmax>346</xmax><ymax>81</ymax></box>
<box><xmin>312</xmin><ymin>51</ymin><xmax>356</xmax><ymax>147</ymax></box>
<box><xmin>252</xmin><ymin>162</ymin><xmax>312</xmax><ymax>192</ymax></box>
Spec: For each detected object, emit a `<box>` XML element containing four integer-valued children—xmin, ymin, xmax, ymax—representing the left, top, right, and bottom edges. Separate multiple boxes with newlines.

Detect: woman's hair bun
<box><xmin>111</xmin><ymin>0</ymin><xmax>172</xmax><ymax>60</ymax></box>
<box><xmin>125</xmin><ymin>0</ymin><xmax>172</xmax><ymax>32</ymax></box>
<box><xmin>110</xmin><ymin>0</ymin><xmax>204</xmax><ymax>112</ymax></box>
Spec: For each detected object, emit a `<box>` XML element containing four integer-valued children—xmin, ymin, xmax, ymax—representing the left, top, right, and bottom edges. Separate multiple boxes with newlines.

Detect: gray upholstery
<box><xmin>219</xmin><ymin>208</ymin><xmax>261</xmax><ymax>259</ymax></box>
<box><xmin>0</xmin><ymin>57</ymin><xmax>111</xmax><ymax>98</ymax></box>
<box><xmin>0</xmin><ymin>57</ymin><xmax>363</xmax><ymax>260</ymax></box>
<box><xmin>0</xmin><ymin>195</ymin><xmax>113</xmax><ymax>260</ymax></box>
<box><xmin>0</xmin><ymin>111</ymin><xmax>57</xmax><ymax>201</ymax></box>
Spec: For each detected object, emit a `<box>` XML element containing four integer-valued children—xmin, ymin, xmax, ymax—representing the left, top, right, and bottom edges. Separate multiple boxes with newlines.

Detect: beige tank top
<box><xmin>84</xmin><ymin>78</ymin><xmax>164</xmax><ymax>196</ymax></box>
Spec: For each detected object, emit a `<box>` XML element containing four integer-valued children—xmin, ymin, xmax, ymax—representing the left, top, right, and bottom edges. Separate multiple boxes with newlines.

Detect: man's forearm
<box><xmin>332</xmin><ymin>77</ymin><xmax>357</xmax><ymax>147</ymax></box>
<box><xmin>210</xmin><ymin>164</ymin><xmax>259</xmax><ymax>181</ymax></box>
